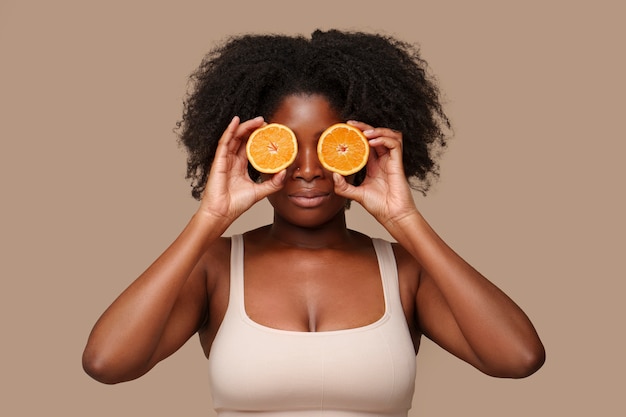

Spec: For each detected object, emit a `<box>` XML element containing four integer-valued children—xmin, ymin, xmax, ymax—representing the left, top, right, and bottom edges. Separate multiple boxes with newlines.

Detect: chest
<box><xmin>243</xmin><ymin>247</ymin><xmax>385</xmax><ymax>332</ymax></box>
<box><xmin>207</xmin><ymin>239</ymin><xmax>417</xmax><ymax>414</ymax></box>
<box><xmin>208</xmin><ymin>319</ymin><xmax>417</xmax><ymax>415</ymax></box>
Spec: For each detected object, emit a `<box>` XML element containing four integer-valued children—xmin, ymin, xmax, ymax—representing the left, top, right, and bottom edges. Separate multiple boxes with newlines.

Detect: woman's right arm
<box><xmin>82</xmin><ymin>116</ymin><xmax>286</xmax><ymax>384</ymax></box>
<box><xmin>82</xmin><ymin>214</ymin><xmax>225</xmax><ymax>384</ymax></box>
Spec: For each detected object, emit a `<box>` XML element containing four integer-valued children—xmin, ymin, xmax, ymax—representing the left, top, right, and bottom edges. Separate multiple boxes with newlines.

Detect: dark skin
<box><xmin>83</xmin><ymin>94</ymin><xmax>545</xmax><ymax>385</ymax></box>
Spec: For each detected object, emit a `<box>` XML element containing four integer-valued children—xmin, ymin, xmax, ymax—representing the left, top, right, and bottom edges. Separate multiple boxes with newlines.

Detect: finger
<box><xmin>211</xmin><ymin>117</ymin><xmax>251</xmax><ymax>175</ymax></box>
<box><xmin>235</xmin><ymin>116</ymin><xmax>265</xmax><ymax>139</ymax></box>
<box><xmin>346</xmin><ymin>123</ymin><xmax>402</xmax><ymax>152</ymax></box>
<box><xmin>237</xmin><ymin>117</ymin><xmax>267</xmax><ymax>158</ymax></box>
<box><xmin>332</xmin><ymin>172</ymin><xmax>363</xmax><ymax>203</ymax></box>
<box><xmin>214</xmin><ymin>116</ymin><xmax>242</xmax><ymax>158</ymax></box>
<box><xmin>362</xmin><ymin>126</ymin><xmax>402</xmax><ymax>141</ymax></box>
<box><xmin>220</xmin><ymin>116</ymin><xmax>265</xmax><ymax>154</ymax></box>
<box><xmin>365</xmin><ymin>128</ymin><xmax>403</xmax><ymax>159</ymax></box>
<box><xmin>346</xmin><ymin>120</ymin><xmax>374</xmax><ymax>132</ymax></box>
<box><xmin>222</xmin><ymin>115</ymin><xmax>240</xmax><ymax>141</ymax></box>
<box><xmin>254</xmin><ymin>170</ymin><xmax>287</xmax><ymax>200</ymax></box>
<box><xmin>368</xmin><ymin>134</ymin><xmax>403</xmax><ymax>152</ymax></box>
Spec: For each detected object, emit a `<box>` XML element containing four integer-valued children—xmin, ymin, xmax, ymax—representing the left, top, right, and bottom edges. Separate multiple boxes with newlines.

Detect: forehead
<box><xmin>269</xmin><ymin>94</ymin><xmax>342</xmax><ymax>129</ymax></box>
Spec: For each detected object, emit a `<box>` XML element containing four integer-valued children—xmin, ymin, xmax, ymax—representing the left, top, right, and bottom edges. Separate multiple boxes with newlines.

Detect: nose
<box><xmin>292</xmin><ymin>144</ymin><xmax>324</xmax><ymax>181</ymax></box>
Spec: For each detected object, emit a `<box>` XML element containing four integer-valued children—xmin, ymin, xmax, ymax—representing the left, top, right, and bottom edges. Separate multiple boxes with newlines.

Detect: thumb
<box><xmin>255</xmin><ymin>170</ymin><xmax>287</xmax><ymax>200</ymax></box>
<box><xmin>333</xmin><ymin>173</ymin><xmax>362</xmax><ymax>203</ymax></box>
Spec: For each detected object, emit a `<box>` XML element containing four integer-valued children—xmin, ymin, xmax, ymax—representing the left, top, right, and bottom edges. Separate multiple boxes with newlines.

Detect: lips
<box><xmin>288</xmin><ymin>190</ymin><xmax>331</xmax><ymax>208</ymax></box>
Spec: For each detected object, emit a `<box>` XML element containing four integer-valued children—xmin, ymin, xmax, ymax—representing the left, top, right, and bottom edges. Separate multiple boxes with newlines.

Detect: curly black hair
<box><xmin>176</xmin><ymin>29</ymin><xmax>451</xmax><ymax>200</ymax></box>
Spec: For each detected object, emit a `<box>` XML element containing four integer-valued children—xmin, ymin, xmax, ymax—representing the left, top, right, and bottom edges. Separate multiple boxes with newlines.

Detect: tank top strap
<box><xmin>228</xmin><ymin>234</ymin><xmax>245</xmax><ymax>308</ymax></box>
<box><xmin>229</xmin><ymin>235</ymin><xmax>400</xmax><ymax>315</ymax></box>
<box><xmin>371</xmin><ymin>238</ymin><xmax>402</xmax><ymax>315</ymax></box>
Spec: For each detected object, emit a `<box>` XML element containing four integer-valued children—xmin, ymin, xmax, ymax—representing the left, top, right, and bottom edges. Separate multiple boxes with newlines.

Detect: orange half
<box><xmin>246</xmin><ymin>123</ymin><xmax>298</xmax><ymax>173</ymax></box>
<box><xmin>317</xmin><ymin>123</ymin><xmax>369</xmax><ymax>176</ymax></box>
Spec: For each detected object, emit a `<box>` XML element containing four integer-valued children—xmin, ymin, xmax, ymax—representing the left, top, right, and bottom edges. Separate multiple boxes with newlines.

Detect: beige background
<box><xmin>1</xmin><ymin>0</ymin><xmax>624</xmax><ymax>415</ymax></box>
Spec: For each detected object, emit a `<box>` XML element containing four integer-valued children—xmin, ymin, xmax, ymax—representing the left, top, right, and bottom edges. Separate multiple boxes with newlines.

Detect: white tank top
<box><xmin>208</xmin><ymin>235</ymin><xmax>416</xmax><ymax>416</ymax></box>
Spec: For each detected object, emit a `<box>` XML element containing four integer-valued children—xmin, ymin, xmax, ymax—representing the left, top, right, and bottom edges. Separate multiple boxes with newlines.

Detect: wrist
<box><xmin>382</xmin><ymin>209</ymin><xmax>428</xmax><ymax>242</ymax></box>
<box><xmin>383</xmin><ymin>208</ymin><xmax>421</xmax><ymax>230</ymax></box>
<box><xmin>188</xmin><ymin>210</ymin><xmax>232</xmax><ymax>243</ymax></box>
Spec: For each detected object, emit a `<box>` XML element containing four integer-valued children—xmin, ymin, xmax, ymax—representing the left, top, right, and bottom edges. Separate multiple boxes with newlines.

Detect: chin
<box><xmin>270</xmin><ymin>197</ymin><xmax>347</xmax><ymax>228</ymax></box>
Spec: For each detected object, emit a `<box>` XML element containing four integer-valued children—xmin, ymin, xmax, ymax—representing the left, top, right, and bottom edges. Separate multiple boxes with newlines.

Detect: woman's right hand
<box><xmin>198</xmin><ymin>116</ymin><xmax>287</xmax><ymax>223</ymax></box>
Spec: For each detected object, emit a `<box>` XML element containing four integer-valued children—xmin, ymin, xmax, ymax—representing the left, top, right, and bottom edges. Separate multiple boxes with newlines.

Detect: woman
<box><xmin>83</xmin><ymin>30</ymin><xmax>545</xmax><ymax>416</ymax></box>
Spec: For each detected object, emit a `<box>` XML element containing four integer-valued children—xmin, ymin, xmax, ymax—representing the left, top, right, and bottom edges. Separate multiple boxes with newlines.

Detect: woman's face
<box><xmin>262</xmin><ymin>94</ymin><xmax>351</xmax><ymax>228</ymax></box>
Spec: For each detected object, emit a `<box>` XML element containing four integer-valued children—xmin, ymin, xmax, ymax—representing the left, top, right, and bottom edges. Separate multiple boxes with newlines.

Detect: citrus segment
<box><xmin>246</xmin><ymin>123</ymin><xmax>298</xmax><ymax>173</ymax></box>
<box><xmin>317</xmin><ymin>123</ymin><xmax>369</xmax><ymax>176</ymax></box>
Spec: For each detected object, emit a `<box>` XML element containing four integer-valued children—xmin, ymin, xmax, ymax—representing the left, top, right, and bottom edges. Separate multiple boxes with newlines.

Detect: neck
<box><xmin>268</xmin><ymin>211</ymin><xmax>353</xmax><ymax>249</ymax></box>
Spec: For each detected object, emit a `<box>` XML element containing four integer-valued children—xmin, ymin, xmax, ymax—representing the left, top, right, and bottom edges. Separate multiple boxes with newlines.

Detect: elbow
<box><xmin>487</xmin><ymin>340</ymin><xmax>546</xmax><ymax>379</ymax></box>
<box><xmin>82</xmin><ymin>349</ymin><xmax>122</xmax><ymax>384</ymax></box>
<box><xmin>82</xmin><ymin>345</ymin><xmax>144</xmax><ymax>385</ymax></box>
<box><xmin>517</xmin><ymin>342</ymin><xmax>546</xmax><ymax>378</ymax></box>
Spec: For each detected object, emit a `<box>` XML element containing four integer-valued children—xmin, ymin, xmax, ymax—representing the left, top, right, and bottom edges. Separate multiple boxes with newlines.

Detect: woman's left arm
<box><xmin>392</xmin><ymin>212</ymin><xmax>545</xmax><ymax>378</ymax></box>
<box><xmin>333</xmin><ymin>122</ymin><xmax>545</xmax><ymax>378</ymax></box>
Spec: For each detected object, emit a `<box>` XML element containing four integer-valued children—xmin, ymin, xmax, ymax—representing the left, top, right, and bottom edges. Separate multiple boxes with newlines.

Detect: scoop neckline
<box><xmin>238</xmin><ymin>237</ymin><xmax>391</xmax><ymax>335</ymax></box>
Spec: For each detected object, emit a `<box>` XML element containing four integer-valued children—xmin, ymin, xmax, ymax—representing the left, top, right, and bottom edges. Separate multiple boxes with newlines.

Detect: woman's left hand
<box><xmin>332</xmin><ymin>121</ymin><xmax>418</xmax><ymax>228</ymax></box>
